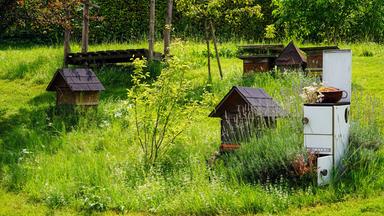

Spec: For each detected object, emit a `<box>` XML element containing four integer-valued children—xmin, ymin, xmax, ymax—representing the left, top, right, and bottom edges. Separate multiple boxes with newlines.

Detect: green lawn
<box><xmin>1</xmin><ymin>188</ymin><xmax>383</xmax><ymax>215</ymax></box>
<box><xmin>0</xmin><ymin>41</ymin><xmax>383</xmax><ymax>215</ymax></box>
<box><xmin>288</xmin><ymin>193</ymin><xmax>384</xmax><ymax>216</ymax></box>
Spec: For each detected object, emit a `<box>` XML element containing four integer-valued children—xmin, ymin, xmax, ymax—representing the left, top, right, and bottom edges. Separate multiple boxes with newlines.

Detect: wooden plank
<box><xmin>66</xmin><ymin>49</ymin><xmax>163</xmax><ymax>65</ymax></box>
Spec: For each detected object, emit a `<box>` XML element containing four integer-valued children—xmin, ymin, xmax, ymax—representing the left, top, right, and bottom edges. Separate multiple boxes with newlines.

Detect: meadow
<box><xmin>0</xmin><ymin>41</ymin><xmax>383</xmax><ymax>215</ymax></box>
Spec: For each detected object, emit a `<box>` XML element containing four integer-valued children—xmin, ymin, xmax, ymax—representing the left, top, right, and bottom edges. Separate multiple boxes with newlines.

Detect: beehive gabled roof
<box><xmin>209</xmin><ymin>86</ymin><xmax>285</xmax><ymax>118</ymax></box>
<box><xmin>47</xmin><ymin>68</ymin><xmax>105</xmax><ymax>92</ymax></box>
<box><xmin>275</xmin><ymin>41</ymin><xmax>307</xmax><ymax>66</ymax></box>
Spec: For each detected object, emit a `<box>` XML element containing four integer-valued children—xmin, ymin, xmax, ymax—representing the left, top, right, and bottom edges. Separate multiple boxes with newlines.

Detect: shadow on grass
<box><xmin>0</xmin><ymin>95</ymin><xmax>86</xmax><ymax>191</ymax></box>
<box><xmin>94</xmin><ymin>61</ymin><xmax>163</xmax><ymax>100</ymax></box>
<box><xmin>0</xmin><ymin>104</ymin><xmax>81</xmax><ymax>162</ymax></box>
<box><xmin>94</xmin><ymin>65</ymin><xmax>135</xmax><ymax>100</ymax></box>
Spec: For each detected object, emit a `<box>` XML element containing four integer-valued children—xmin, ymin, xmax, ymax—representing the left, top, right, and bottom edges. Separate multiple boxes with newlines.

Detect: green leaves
<box><xmin>128</xmin><ymin>57</ymin><xmax>192</xmax><ymax>166</ymax></box>
<box><xmin>273</xmin><ymin>0</ymin><xmax>383</xmax><ymax>42</ymax></box>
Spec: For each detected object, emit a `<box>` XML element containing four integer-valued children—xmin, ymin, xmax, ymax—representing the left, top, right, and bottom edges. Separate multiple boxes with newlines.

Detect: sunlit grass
<box><xmin>0</xmin><ymin>41</ymin><xmax>383</xmax><ymax>214</ymax></box>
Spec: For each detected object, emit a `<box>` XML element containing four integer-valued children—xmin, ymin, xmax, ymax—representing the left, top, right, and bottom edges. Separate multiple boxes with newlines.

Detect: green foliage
<box><xmin>176</xmin><ymin>0</ymin><xmax>266</xmax><ymax>39</ymax></box>
<box><xmin>218</xmin><ymin>119</ymin><xmax>306</xmax><ymax>184</ymax></box>
<box><xmin>264</xmin><ymin>24</ymin><xmax>276</xmax><ymax>39</ymax></box>
<box><xmin>0</xmin><ymin>42</ymin><xmax>383</xmax><ymax>215</ymax></box>
<box><xmin>77</xmin><ymin>185</ymin><xmax>111</xmax><ymax>212</ymax></box>
<box><xmin>332</xmin><ymin>121</ymin><xmax>384</xmax><ymax>195</ymax></box>
<box><xmin>128</xmin><ymin>57</ymin><xmax>192</xmax><ymax>166</ymax></box>
<box><xmin>273</xmin><ymin>0</ymin><xmax>384</xmax><ymax>42</ymax></box>
<box><xmin>3</xmin><ymin>0</ymin><xmax>384</xmax><ymax>42</ymax></box>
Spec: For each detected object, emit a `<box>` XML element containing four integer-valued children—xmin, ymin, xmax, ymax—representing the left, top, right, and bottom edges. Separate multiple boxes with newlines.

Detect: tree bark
<box><xmin>81</xmin><ymin>0</ymin><xmax>90</xmax><ymax>53</ymax></box>
<box><xmin>210</xmin><ymin>21</ymin><xmax>223</xmax><ymax>80</ymax></box>
<box><xmin>63</xmin><ymin>5</ymin><xmax>71</xmax><ymax>67</ymax></box>
<box><xmin>163</xmin><ymin>0</ymin><xmax>173</xmax><ymax>58</ymax></box>
<box><xmin>149</xmin><ymin>0</ymin><xmax>156</xmax><ymax>60</ymax></box>
<box><xmin>64</xmin><ymin>28</ymin><xmax>71</xmax><ymax>67</ymax></box>
<box><xmin>205</xmin><ymin>21</ymin><xmax>212</xmax><ymax>83</ymax></box>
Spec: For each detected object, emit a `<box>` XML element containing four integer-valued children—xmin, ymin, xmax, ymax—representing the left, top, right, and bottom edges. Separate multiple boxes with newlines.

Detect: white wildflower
<box><xmin>114</xmin><ymin>111</ymin><xmax>122</xmax><ymax>118</ymax></box>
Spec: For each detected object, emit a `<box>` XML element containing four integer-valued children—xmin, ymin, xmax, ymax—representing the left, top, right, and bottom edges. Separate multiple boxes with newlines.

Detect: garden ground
<box><xmin>0</xmin><ymin>41</ymin><xmax>383</xmax><ymax>215</ymax></box>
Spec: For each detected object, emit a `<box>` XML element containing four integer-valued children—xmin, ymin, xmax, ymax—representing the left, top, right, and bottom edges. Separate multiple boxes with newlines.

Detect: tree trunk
<box><xmin>205</xmin><ymin>21</ymin><xmax>212</xmax><ymax>84</ymax></box>
<box><xmin>64</xmin><ymin>28</ymin><xmax>71</xmax><ymax>67</ymax></box>
<box><xmin>163</xmin><ymin>0</ymin><xmax>173</xmax><ymax>58</ymax></box>
<box><xmin>149</xmin><ymin>0</ymin><xmax>156</xmax><ymax>60</ymax></box>
<box><xmin>81</xmin><ymin>0</ymin><xmax>90</xmax><ymax>53</ymax></box>
<box><xmin>63</xmin><ymin>5</ymin><xmax>71</xmax><ymax>67</ymax></box>
<box><xmin>210</xmin><ymin>21</ymin><xmax>223</xmax><ymax>80</ymax></box>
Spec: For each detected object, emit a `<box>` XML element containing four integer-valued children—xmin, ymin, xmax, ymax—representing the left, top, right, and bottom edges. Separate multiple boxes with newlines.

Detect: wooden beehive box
<box><xmin>300</xmin><ymin>46</ymin><xmax>339</xmax><ymax>76</ymax></box>
<box><xmin>237</xmin><ymin>45</ymin><xmax>284</xmax><ymax>74</ymax></box>
<box><xmin>209</xmin><ymin>86</ymin><xmax>285</xmax><ymax>151</ymax></box>
<box><xmin>46</xmin><ymin>68</ymin><xmax>105</xmax><ymax>106</ymax></box>
<box><xmin>275</xmin><ymin>41</ymin><xmax>307</xmax><ymax>72</ymax></box>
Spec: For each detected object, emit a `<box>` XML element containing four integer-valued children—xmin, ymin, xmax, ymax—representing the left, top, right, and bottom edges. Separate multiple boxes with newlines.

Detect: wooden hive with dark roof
<box><xmin>275</xmin><ymin>41</ymin><xmax>307</xmax><ymax>71</ymax></box>
<box><xmin>209</xmin><ymin>86</ymin><xmax>285</xmax><ymax>151</ymax></box>
<box><xmin>47</xmin><ymin>68</ymin><xmax>105</xmax><ymax>106</ymax></box>
<box><xmin>237</xmin><ymin>44</ymin><xmax>284</xmax><ymax>74</ymax></box>
<box><xmin>300</xmin><ymin>46</ymin><xmax>339</xmax><ymax>75</ymax></box>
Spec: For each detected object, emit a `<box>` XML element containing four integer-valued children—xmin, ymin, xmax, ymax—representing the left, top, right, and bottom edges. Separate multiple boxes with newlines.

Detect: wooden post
<box><xmin>163</xmin><ymin>0</ymin><xmax>173</xmax><ymax>58</ymax></box>
<box><xmin>81</xmin><ymin>0</ymin><xmax>90</xmax><ymax>53</ymax></box>
<box><xmin>205</xmin><ymin>21</ymin><xmax>212</xmax><ymax>83</ymax></box>
<box><xmin>149</xmin><ymin>0</ymin><xmax>156</xmax><ymax>60</ymax></box>
<box><xmin>210</xmin><ymin>20</ymin><xmax>223</xmax><ymax>80</ymax></box>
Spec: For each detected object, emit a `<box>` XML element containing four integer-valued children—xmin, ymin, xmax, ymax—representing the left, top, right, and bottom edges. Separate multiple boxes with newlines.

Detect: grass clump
<box><xmin>360</xmin><ymin>50</ymin><xmax>374</xmax><ymax>57</ymax></box>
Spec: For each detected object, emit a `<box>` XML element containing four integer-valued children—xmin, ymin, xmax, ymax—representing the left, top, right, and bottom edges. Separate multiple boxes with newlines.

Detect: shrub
<box><xmin>76</xmin><ymin>185</ymin><xmax>111</xmax><ymax>212</ymax></box>
<box><xmin>128</xmin><ymin>57</ymin><xmax>192</xmax><ymax>167</ymax></box>
<box><xmin>45</xmin><ymin>192</ymin><xmax>68</xmax><ymax>209</ymax></box>
<box><xmin>217</xmin><ymin>118</ymin><xmax>309</xmax><ymax>185</ymax></box>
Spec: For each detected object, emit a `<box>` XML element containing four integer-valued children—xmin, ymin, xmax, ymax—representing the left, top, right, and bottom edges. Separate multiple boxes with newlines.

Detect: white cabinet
<box><xmin>304</xmin><ymin>106</ymin><xmax>333</xmax><ymax>135</ymax></box>
<box><xmin>304</xmin><ymin>103</ymin><xmax>350</xmax><ymax>185</ymax></box>
<box><xmin>323</xmin><ymin>50</ymin><xmax>352</xmax><ymax>103</ymax></box>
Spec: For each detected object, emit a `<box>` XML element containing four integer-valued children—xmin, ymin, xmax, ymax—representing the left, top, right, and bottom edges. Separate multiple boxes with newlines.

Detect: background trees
<box><xmin>1</xmin><ymin>0</ymin><xmax>383</xmax><ymax>43</ymax></box>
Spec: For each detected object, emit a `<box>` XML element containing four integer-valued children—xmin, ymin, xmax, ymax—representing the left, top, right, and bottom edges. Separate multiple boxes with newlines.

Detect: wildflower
<box><xmin>114</xmin><ymin>111</ymin><xmax>122</xmax><ymax>118</ymax></box>
<box><xmin>100</xmin><ymin>120</ymin><xmax>110</xmax><ymax>128</ymax></box>
<box><xmin>301</xmin><ymin>82</ymin><xmax>325</xmax><ymax>104</ymax></box>
<box><xmin>21</xmin><ymin>148</ymin><xmax>31</xmax><ymax>154</ymax></box>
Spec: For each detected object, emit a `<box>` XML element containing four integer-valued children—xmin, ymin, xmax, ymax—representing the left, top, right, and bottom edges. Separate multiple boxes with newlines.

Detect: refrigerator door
<box><xmin>323</xmin><ymin>50</ymin><xmax>352</xmax><ymax>103</ymax></box>
<box><xmin>317</xmin><ymin>155</ymin><xmax>333</xmax><ymax>185</ymax></box>
<box><xmin>304</xmin><ymin>106</ymin><xmax>333</xmax><ymax>135</ymax></box>
<box><xmin>333</xmin><ymin>105</ymin><xmax>350</xmax><ymax>166</ymax></box>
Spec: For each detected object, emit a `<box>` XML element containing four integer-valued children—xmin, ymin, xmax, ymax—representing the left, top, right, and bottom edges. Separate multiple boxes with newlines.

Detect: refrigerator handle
<box><xmin>344</xmin><ymin>107</ymin><xmax>349</xmax><ymax>123</ymax></box>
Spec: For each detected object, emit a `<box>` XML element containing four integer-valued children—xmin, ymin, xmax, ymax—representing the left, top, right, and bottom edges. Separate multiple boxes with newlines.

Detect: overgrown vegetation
<box><xmin>0</xmin><ymin>41</ymin><xmax>383</xmax><ymax>215</ymax></box>
<box><xmin>2</xmin><ymin>0</ymin><xmax>383</xmax><ymax>43</ymax></box>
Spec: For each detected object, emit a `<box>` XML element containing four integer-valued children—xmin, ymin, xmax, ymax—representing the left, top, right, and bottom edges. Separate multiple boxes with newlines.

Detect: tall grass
<box><xmin>0</xmin><ymin>41</ymin><xmax>383</xmax><ymax>214</ymax></box>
